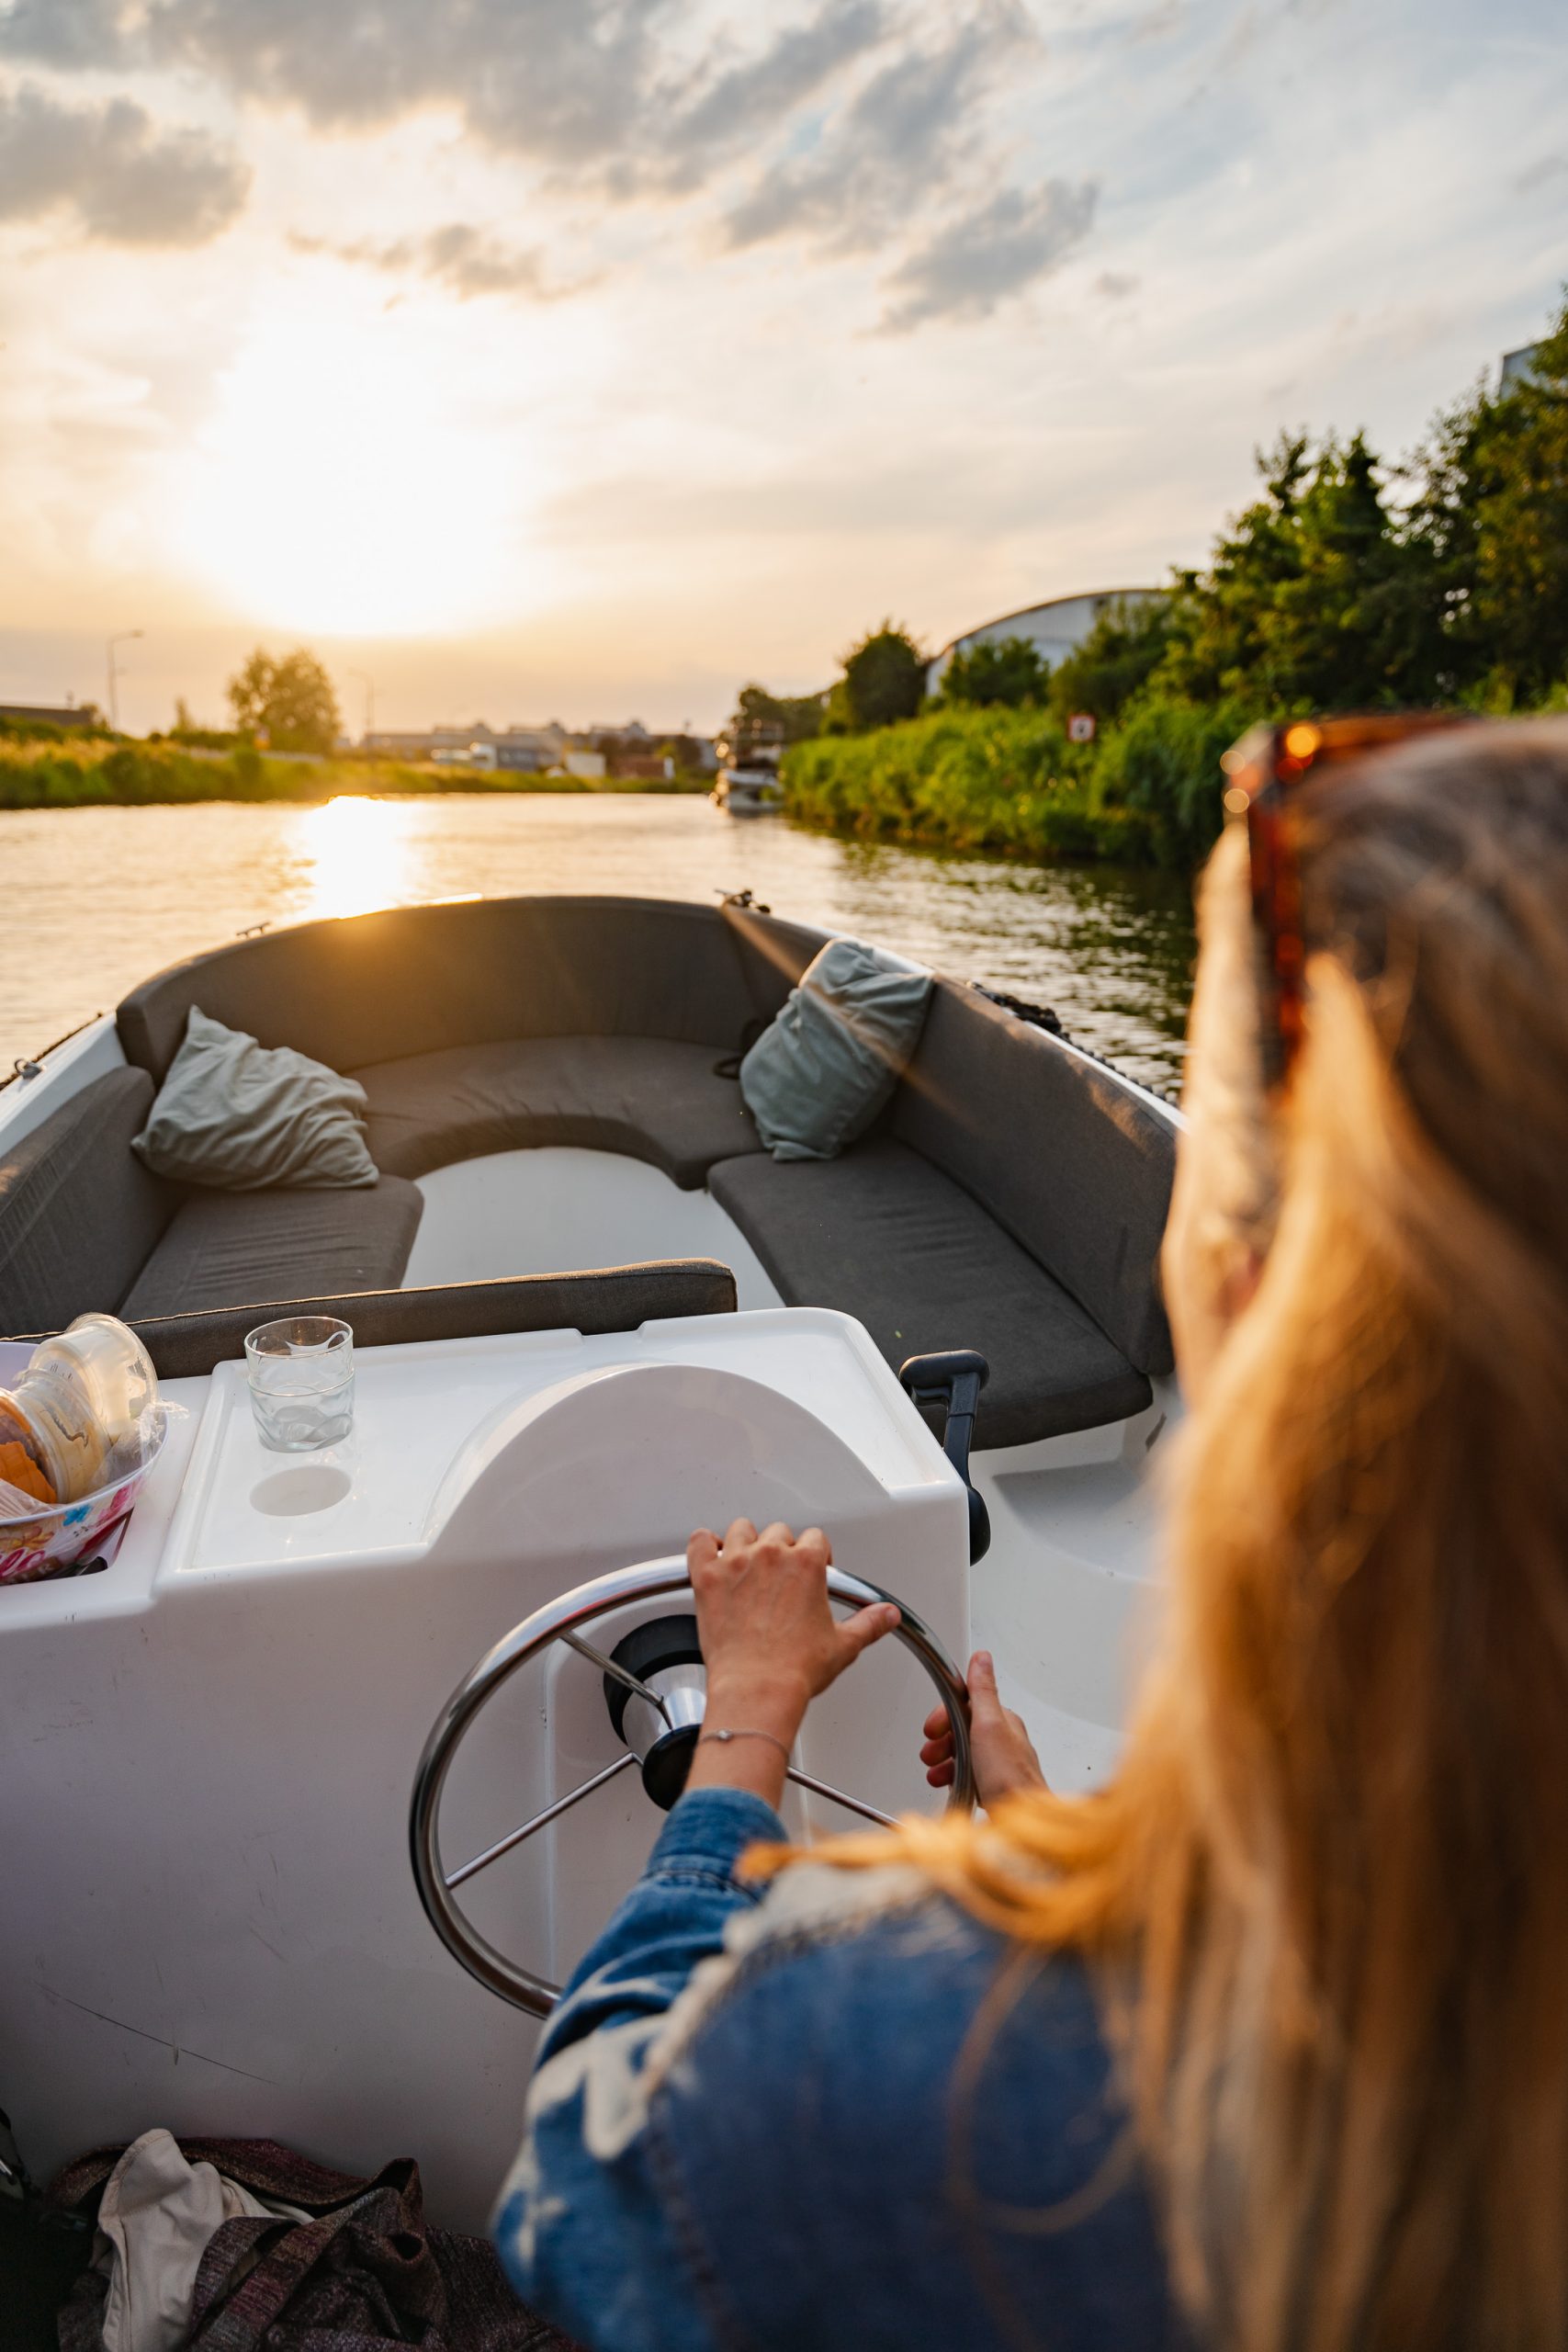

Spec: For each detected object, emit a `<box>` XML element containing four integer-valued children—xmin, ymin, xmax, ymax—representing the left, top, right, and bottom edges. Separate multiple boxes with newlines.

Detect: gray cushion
<box><xmin>121</xmin><ymin>1178</ymin><xmax>423</xmax><ymax>1319</ymax></box>
<box><xmin>0</xmin><ymin>1069</ymin><xmax>176</xmax><ymax>1337</ymax></box>
<box><xmin>891</xmin><ymin>981</ymin><xmax>1177</xmax><ymax>1376</ymax></box>
<box><xmin>740</xmin><ymin>939</ymin><xmax>932</xmax><ymax>1162</ymax></box>
<box><xmin>355</xmin><ymin>1037</ymin><xmax>762</xmax><ymax>1190</ymax></box>
<box><xmin>134</xmin><ymin>1008</ymin><xmax>378</xmax><ymax>1191</ymax></box>
<box><xmin>708</xmin><ymin>1140</ymin><xmax>1151</xmax><ymax>1450</ymax></box>
<box><xmin>118</xmin><ymin>898</ymin><xmax>759</xmax><ymax>1083</ymax></box>
<box><xmin>107</xmin><ymin>1262</ymin><xmax>739</xmax><ymax>1379</ymax></box>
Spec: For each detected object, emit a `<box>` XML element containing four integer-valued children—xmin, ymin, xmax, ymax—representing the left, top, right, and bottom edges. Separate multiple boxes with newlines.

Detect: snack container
<box><xmin>0</xmin><ymin>1405</ymin><xmax>169</xmax><ymax>1586</ymax></box>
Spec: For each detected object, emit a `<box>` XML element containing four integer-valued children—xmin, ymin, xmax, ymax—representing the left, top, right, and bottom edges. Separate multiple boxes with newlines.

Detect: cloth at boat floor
<box><xmin>67</xmin><ymin>2130</ymin><xmax>310</xmax><ymax>2352</ymax></box>
<box><xmin>50</xmin><ymin>2135</ymin><xmax>576</xmax><ymax>2352</ymax></box>
<box><xmin>708</xmin><ymin>1137</ymin><xmax>1153</xmax><ymax>1450</ymax></box>
<box><xmin>118</xmin><ymin>1177</ymin><xmax>423</xmax><ymax>1320</ymax></box>
<box><xmin>352</xmin><ymin>1035</ymin><xmax>763</xmax><ymax>1190</ymax></box>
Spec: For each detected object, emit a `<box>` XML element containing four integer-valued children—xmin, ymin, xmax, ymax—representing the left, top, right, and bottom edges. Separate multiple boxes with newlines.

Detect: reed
<box><xmin>0</xmin><ymin>739</ymin><xmax>704</xmax><ymax>809</ymax></box>
<box><xmin>781</xmin><ymin>694</ymin><xmax>1258</xmax><ymax>869</ymax></box>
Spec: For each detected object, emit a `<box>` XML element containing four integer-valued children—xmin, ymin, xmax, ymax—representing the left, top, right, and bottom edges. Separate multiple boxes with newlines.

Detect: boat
<box><xmin>0</xmin><ymin>891</ymin><xmax>1180</xmax><ymax>2231</ymax></box>
<box><xmin>711</xmin><ymin>717</ymin><xmax>785</xmax><ymax>815</ymax></box>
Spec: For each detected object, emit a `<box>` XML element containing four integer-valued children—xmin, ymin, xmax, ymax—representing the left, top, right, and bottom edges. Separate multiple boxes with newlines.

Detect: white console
<box><xmin>0</xmin><ymin>1309</ymin><xmax>969</xmax><ymax>2226</ymax></box>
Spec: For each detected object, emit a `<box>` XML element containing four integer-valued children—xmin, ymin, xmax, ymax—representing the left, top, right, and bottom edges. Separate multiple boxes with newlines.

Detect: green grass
<box><xmin>0</xmin><ymin>739</ymin><xmax>710</xmax><ymax>809</ymax></box>
<box><xmin>781</xmin><ymin>694</ymin><xmax>1262</xmax><ymax>869</ymax></box>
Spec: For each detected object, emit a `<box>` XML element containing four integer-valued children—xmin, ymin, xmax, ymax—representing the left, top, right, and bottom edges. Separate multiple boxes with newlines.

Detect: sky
<box><xmin>0</xmin><ymin>0</ymin><xmax>1562</xmax><ymax>738</ymax></box>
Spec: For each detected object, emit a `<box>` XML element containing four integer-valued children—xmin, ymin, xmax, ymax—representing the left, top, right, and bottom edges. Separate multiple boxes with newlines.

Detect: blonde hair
<box><xmin>818</xmin><ymin>721</ymin><xmax>1568</xmax><ymax>2351</ymax></box>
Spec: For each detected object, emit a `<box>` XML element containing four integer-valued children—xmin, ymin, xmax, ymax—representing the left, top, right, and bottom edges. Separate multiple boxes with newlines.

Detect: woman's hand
<box><xmin>920</xmin><ymin>1649</ymin><xmax>1047</xmax><ymax>1811</ymax></box>
<box><xmin>683</xmin><ymin>1519</ymin><xmax>900</xmax><ymax>1807</ymax></box>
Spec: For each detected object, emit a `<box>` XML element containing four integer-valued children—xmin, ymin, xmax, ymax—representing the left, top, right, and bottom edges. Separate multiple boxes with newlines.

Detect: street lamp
<box><xmin>106</xmin><ymin>630</ymin><xmax>142</xmax><ymax>733</ymax></box>
<box><xmin>346</xmin><ymin>668</ymin><xmax>376</xmax><ymax>746</ymax></box>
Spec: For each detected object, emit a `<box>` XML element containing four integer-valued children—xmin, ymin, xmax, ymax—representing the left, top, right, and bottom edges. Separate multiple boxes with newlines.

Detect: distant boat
<box><xmin>712</xmin><ymin>716</ymin><xmax>784</xmax><ymax>817</ymax></box>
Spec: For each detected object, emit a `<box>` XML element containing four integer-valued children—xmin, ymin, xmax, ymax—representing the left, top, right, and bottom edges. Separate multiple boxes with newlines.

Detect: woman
<box><xmin>496</xmin><ymin>717</ymin><xmax>1568</xmax><ymax>2352</ymax></box>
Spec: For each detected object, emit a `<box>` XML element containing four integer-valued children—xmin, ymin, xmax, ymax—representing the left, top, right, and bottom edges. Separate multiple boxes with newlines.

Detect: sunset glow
<box><xmin>0</xmin><ymin>2</ymin><xmax>1560</xmax><ymax>732</ymax></box>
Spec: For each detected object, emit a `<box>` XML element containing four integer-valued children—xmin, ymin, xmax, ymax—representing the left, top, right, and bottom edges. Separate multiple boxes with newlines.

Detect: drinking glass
<box><xmin>244</xmin><ymin>1317</ymin><xmax>355</xmax><ymax>1453</ymax></box>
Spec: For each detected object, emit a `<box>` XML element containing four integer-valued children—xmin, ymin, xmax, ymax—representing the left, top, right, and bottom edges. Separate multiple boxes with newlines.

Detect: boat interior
<box><xmin>0</xmin><ymin>889</ymin><xmax>1181</xmax><ymax>2230</ymax></box>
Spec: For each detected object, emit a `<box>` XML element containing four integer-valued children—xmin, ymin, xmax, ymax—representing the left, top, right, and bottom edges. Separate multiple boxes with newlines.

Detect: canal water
<box><xmin>1</xmin><ymin>794</ymin><xmax>1196</xmax><ymax>1093</ymax></box>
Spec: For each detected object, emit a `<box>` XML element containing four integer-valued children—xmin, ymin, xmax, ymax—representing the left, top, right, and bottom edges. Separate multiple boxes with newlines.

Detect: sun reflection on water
<box><xmin>299</xmin><ymin>795</ymin><xmax>423</xmax><ymax>922</ymax></box>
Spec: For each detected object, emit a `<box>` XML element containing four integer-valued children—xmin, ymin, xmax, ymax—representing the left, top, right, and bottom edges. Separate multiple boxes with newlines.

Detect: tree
<box><xmin>830</xmin><ymin>622</ymin><xmax>928</xmax><ymax>732</ymax></box>
<box><xmin>1156</xmin><ymin>430</ymin><xmax>1435</xmax><ymax>711</ymax></box>
<box><xmin>1403</xmin><ymin>295</ymin><xmax>1568</xmax><ymax>705</ymax></box>
<box><xmin>1046</xmin><ymin>599</ymin><xmax>1172</xmax><ymax>725</ymax></box>
<box><xmin>936</xmin><ymin>634</ymin><xmax>1049</xmax><ymax>710</ymax></box>
<box><xmin>226</xmin><ymin>648</ymin><xmax>342</xmax><ymax>754</ymax></box>
<box><xmin>728</xmin><ymin>683</ymin><xmax>825</xmax><ymax>745</ymax></box>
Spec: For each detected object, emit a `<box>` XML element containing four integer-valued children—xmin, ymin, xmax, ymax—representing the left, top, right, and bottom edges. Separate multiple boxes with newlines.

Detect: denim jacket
<box><xmin>494</xmin><ymin>1788</ymin><xmax>1185</xmax><ymax>2352</ymax></box>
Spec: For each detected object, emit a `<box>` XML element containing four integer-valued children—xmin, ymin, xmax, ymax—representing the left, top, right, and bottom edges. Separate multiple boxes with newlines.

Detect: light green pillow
<box><xmin>132</xmin><ymin>1007</ymin><xmax>378</xmax><ymax>1190</ymax></box>
<box><xmin>740</xmin><ymin>937</ymin><xmax>932</xmax><ymax>1161</ymax></box>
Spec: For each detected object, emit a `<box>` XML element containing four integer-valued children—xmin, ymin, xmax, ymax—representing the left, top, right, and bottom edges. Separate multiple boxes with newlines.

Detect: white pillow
<box><xmin>133</xmin><ymin>1008</ymin><xmax>378</xmax><ymax>1190</ymax></box>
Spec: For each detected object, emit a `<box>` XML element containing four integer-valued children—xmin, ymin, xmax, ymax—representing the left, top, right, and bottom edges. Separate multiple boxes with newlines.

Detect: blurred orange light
<box><xmin>1284</xmin><ymin>723</ymin><xmax>1321</xmax><ymax>758</ymax></box>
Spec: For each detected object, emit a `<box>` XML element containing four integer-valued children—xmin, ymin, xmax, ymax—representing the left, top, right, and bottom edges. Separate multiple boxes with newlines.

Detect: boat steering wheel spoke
<box><xmin>410</xmin><ymin>1555</ymin><xmax>974</xmax><ymax>2016</ymax></box>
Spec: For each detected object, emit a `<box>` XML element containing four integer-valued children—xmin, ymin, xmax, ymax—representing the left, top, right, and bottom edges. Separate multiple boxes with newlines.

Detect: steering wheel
<box><xmin>410</xmin><ymin>1554</ymin><xmax>976</xmax><ymax>2016</ymax></box>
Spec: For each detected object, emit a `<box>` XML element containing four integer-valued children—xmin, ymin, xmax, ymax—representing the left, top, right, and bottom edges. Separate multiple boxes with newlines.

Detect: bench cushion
<box><xmin>709</xmin><ymin>1140</ymin><xmax>1151</xmax><ymax>1451</ymax></box>
<box><xmin>355</xmin><ymin>1038</ymin><xmax>762</xmax><ymax>1190</ymax></box>
<box><xmin>112</xmin><ymin>1262</ymin><xmax>739</xmax><ymax>1379</ymax></box>
<box><xmin>118</xmin><ymin>898</ymin><xmax>759</xmax><ymax>1083</ymax></box>
<box><xmin>891</xmin><ymin>981</ymin><xmax>1177</xmax><ymax>1376</ymax></box>
<box><xmin>120</xmin><ymin>1178</ymin><xmax>423</xmax><ymax>1320</ymax></box>
<box><xmin>0</xmin><ymin>1069</ymin><xmax>176</xmax><ymax>1337</ymax></box>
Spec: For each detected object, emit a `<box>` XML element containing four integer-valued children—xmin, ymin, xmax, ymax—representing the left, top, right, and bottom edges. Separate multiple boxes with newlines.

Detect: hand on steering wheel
<box><xmin>920</xmin><ymin>1649</ymin><xmax>1048</xmax><ymax>1810</ymax></box>
<box><xmin>684</xmin><ymin>1520</ymin><xmax>902</xmax><ymax>1809</ymax></box>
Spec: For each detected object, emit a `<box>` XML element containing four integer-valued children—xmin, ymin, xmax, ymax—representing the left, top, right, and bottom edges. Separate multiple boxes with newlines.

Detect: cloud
<box><xmin>0</xmin><ymin>1</ymin><xmax>1069</xmax><ymax>332</ymax></box>
<box><xmin>723</xmin><ymin>10</ymin><xmax>1031</xmax><ymax>254</ymax></box>
<box><xmin>0</xmin><ymin>81</ymin><xmax>249</xmax><ymax>244</ymax></box>
<box><xmin>291</xmin><ymin>221</ymin><xmax>581</xmax><ymax>302</ymax></box>
<box><xmin>637</xmin><ymin>1</ymin><xmax>887</xmax><ymax>198</ymax></box>
<box><xmin>879</xmin><ymin>178</ymin><xmax>1098</xmax><ymax>331</ymax></box>
<box><xmin>1514</xmin><ymin>153</ymin><xmax>1566</xmax><ymax>195</ymax></box>
<box><xmin>0</xmin><ymin>1</ymin><xmax>888</xmax><ymax>189</ymax></box>
<box><xmin>1095</xmin><ymin>268</ymin><xmax>1138</xmax><ymax>299</ymax></box>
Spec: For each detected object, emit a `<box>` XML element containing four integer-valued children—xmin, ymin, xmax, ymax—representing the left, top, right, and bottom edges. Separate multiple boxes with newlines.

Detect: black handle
<box><xmin>898</xmin><ymin>1350</ymin><xmax>992</xmax><ymax>1563</ymax></box>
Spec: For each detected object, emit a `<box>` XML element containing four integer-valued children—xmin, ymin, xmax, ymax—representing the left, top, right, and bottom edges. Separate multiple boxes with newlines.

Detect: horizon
<box><xmin>0</xmin><ymin>0</ymin><xmax>1562</xmax><ymax>737</ymax></box>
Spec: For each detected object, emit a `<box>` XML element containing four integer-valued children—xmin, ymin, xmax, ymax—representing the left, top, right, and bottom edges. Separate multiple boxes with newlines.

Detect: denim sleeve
<box><xmin>493</xmin><ymin>1786</ymin><xmax>784</xmax><ymax>2352</ymax></box>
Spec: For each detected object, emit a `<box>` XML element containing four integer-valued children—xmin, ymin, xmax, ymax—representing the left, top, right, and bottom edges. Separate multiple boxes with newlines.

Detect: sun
<box><xmin>169</xmin><ymin>288</ymin><xmax>548</xmax><ymax>639</ymax></box>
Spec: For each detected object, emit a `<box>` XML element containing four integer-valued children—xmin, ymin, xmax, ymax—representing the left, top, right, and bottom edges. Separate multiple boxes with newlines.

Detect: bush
<box><xmin>1087</xmin><ymin>691</ymin><xmax>1259</xmax><ymax>867</ymax></box>
<box><xmin>781</xmin><ymin>692</ymin><xmax>1266</xmax><ymax>868</ymax></box>
<box><xmin>784</xmin><ymin>705</ymin><xmax>1121</xmax><ymax>860</ymax></box>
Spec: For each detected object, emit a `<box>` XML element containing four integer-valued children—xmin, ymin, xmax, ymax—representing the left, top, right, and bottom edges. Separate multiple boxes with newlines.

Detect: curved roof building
<box><xmin>928</xmin><ymin>587</ymin><xmax>1167</xmax><ymax>690</ymax></box>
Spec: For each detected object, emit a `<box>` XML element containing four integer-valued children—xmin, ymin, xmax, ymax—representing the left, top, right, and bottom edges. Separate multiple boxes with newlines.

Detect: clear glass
<box><xmin>243</xmin><ymin>1317</ymin><xmax>355</xmax><ymax>1453</ymax></box>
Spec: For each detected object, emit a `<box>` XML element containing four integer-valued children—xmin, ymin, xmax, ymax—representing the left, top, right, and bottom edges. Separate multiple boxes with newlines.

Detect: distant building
<box><xmin>0</xmin><ymin>701</ymin><xmax>98</xmax><ymax>730</ymax></box>
<box><xmin>1501</xmin><ymin>343</ymin><xmax>1541</xmax><ymax>391</ymax></box>
<box><xmin>365</xmin><ymin>720</ymin><xmax>567</xmax><ymax>771</ymax></box>
<box><xmin>927</xmin><ymin>588</ymin><xmax>1168</xmax><ymax>693</ymax></box>
<box><xmin>562</xmin><ymin>749</ymin><xmax>607</xmax><ymax>780</ymax></box>
<box><xmin>613</xmin><ymin>753</ymin><xmax>675</xmax><ymax>782</ymax></box>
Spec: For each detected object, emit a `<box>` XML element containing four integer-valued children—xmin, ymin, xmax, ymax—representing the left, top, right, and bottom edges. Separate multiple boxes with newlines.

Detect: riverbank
<box><xmin>0</xmin><ymin>737</ymin><xmax>709</xmax><ymax>809</ymax></box>
<box><xmin>781</xmin><ymin>695</ymin><xmax>1258</xmax><ymax>870</ymax></box>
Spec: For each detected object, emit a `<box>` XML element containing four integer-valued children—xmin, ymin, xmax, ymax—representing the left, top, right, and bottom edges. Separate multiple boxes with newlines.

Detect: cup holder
<box><xmin>250</xmin><ymin>1464</ymin><xmax>353</xmax><ymax>1518</ymax></box>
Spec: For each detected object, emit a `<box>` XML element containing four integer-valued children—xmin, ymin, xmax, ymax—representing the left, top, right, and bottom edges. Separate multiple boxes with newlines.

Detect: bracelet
<box><xmin>697</xmin><ymin>1727</ymin><xmax>792</xmax><ymax>1762</ymax></box>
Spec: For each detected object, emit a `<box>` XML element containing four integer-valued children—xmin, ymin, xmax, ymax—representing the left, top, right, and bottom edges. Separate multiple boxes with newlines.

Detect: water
<box><xmin>0</xmin><ymin>795</ymin><xmax>1196</xmax><ymax>1093</ymax></box>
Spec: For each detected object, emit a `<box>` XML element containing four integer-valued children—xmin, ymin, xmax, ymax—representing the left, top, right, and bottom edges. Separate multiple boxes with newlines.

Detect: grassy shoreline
<box><xmin>0</xmin><ymin>737</ymin><xmax>708</xmax><ymax>810</ymax></box>
<box><xmin>781</xmin><ymin>696</ymin><xmax>1258</xmax><ymax>870</ymax></box>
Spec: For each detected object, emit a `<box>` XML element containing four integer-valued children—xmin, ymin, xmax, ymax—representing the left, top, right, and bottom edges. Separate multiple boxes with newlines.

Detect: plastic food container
<box><xmin>0</xmin><ymin>1316</ymin><xmax>166</xmax><ymax>1586</ymax></box>
<box><xmin>0</xmin><ymin>1406</ymin><xmax>169</xmax><ymax>1585</ymax></box>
